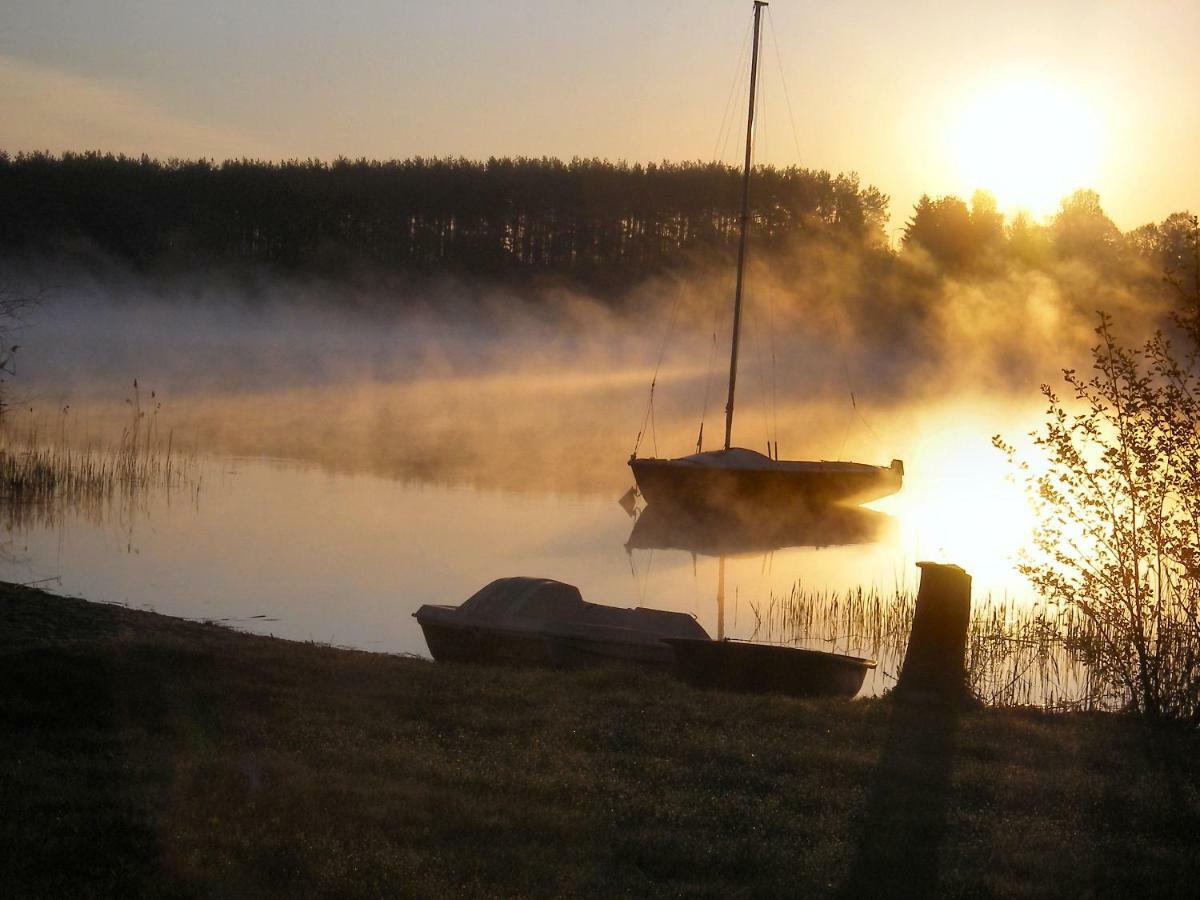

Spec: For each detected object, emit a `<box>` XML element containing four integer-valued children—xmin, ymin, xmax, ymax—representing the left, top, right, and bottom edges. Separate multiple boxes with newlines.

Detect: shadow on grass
<box><xmin>838</xmin><ymin>701</ymin><xmax>959</xmax><ymax>897</ymax></box>
<box><xmin>0</xmin><ymin>645</ymin><xmax>163</xmax><ymax>897</ymax></box>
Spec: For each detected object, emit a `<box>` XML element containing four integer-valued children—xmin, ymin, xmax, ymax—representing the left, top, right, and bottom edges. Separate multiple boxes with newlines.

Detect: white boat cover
<box><xmin>453</xmin><ymin>577</ymin><xmax>708</xmax><ymax>640</ymax></box>
<box><xmin>674</xmin><ymin>448</ymin><xmax>882</xmax><ymax>474</ymax></box>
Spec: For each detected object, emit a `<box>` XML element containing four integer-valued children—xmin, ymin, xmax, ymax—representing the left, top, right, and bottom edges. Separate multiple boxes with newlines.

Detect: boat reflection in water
<box><xmin>625</xmin><ymin>499</ymin><xmax>892</xmax><ymax>698</ymax></box>
<box><xmin>625</xmin><ymin>501</ymin><xmax>894</xmax><ymax>558</ymax></box>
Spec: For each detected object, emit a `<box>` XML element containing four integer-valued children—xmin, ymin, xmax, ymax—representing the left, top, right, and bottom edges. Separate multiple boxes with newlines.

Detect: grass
<box><xmin>3</xmin><ymin>582</ymin><xmax>1198</xmax><ymax>897</ymax></box>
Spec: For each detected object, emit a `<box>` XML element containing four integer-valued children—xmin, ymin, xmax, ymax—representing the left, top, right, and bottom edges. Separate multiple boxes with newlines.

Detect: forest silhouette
<box><xmin>4</xmin><ymin>153</ymin><xmax>1195</xmax><ymax>333</ymax></box>
<box><xmin>0</xmin><ymin>152</ymin><xmax>883</xmax><ymax>287</ymax></box>
<box><xmin>1</xmin><ymin>151</ymin><xmax>1194</xmax><ymax>310</ymax></box>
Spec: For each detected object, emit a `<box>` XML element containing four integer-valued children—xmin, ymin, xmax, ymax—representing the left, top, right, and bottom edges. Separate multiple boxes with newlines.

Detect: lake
<box><xmin>0</xmin><ymin>405</ymin><xmax>1040</xmax><ymax>699</ymax></box>
<box><xmin>0</xmin><ymin>287</ymin><xmax>1058</xmax><ymax>699</ymax></box>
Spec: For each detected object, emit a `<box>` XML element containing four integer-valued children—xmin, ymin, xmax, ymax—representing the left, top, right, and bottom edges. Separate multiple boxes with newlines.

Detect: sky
<box><xmin>2</xmin><ymin>0</ymin><xmax>1198</xmax><ymax>229</ymax></box>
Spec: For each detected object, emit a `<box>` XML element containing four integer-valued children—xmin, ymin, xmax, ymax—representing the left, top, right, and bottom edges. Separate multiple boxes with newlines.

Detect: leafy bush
<box><xmin>997</xmin><ymin>310</ymin><xmax>1200</xmax><ymax>724</ymax></box>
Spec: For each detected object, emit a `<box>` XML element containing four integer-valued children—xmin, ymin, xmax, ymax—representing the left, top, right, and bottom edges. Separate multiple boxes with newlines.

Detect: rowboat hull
<box><xmin>417</xmin><ymin>617</ymin><xmax>554</xmax><ymax>667</ymax></box>
<box><xmin>417</xmin><ymin>617</ymin><xmax>683</xmax><ymax>670</ymax></box>
<box><xmin>664</xmin><ymin>638</ymin><xmax>875</xmax><ymax>699</ymax></box>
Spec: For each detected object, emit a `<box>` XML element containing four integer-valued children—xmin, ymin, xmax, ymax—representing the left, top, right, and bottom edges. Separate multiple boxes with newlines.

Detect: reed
<box><xmin>0</xmin><ymin>382</ymin><xmax>197</xmax><ymax>515</ymax></box>
<box><xmin>754</xmin><ymin>582</ymin><xmax>1124</xmax><ymax>710</ymax></box>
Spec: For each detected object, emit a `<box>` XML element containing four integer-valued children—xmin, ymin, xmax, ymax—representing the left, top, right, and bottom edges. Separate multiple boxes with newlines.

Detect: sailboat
<box><xmin>628</xmin><ymin>1</ymin><xmax>903</xmax><ymax>517</ymax></box>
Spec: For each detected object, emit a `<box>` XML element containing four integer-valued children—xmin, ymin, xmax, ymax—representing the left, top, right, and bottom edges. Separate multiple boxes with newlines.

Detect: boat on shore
<box><xmin>413</xmin><ymin>577</ymin><xmax>710</xmax><ymax>670</ymax></box>
<box><xmin>665</xmin><ymin>637</ymin><xmax>876</xmax><ymax>699</ymax></box>
<box><xmin>628</xmin><ymin>1</ymin><xmax>902</xmax><ymax>515</ymax></box>
<box><xmin>417</xmin><ymin>577</ymin><xmax>875</xmax><ymax>698</ymax></box>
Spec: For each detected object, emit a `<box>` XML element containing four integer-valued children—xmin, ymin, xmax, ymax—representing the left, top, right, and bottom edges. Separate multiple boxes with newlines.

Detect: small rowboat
<box><xmin>663</xmin><ymin>637</ymin><xmax>876</xmax><ymax>699</ymax></box>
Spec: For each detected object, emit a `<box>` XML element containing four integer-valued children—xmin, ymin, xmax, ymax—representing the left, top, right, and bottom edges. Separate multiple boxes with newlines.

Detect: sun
<box><xmin>948</xmin><ymin>76</ymin><xmax>1102</xmax><ymax>219</ymax></box>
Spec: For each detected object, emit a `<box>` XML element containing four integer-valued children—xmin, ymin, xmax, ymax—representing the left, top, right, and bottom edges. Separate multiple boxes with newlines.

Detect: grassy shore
<box><xmin>2</xmin><ymin>582</ymin><xmax>1198</xmax><ymax>898</ymax></box>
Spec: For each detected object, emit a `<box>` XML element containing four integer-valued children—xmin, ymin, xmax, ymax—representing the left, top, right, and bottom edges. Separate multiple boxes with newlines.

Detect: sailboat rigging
<box><xmin>628</xmin><ymin>1</ymin><xmax>903</xmax><ymax>517</ymax></box>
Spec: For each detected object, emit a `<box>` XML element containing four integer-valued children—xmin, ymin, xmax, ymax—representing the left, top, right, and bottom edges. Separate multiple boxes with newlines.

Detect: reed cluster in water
<box><xmin>752</xmin><ymin>582</ymin><xmax>1119</xmax><ymax>711</ymax></box>
<box><xmin>0</xmin><ymin>382</ymin><xmax>196</xmax><ymax>517</ymax></box>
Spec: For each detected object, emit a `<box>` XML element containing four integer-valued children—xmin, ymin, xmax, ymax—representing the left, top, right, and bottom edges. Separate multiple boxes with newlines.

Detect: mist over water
<box><xmin>10</xmin><ymin>254</ymin><xmax>1127</xmax><ymax>493</ymax></box>
<box><xmin>0</xmin><ymin>259</ymin><xmax>1149</xmax><ymax>700</ymax></box>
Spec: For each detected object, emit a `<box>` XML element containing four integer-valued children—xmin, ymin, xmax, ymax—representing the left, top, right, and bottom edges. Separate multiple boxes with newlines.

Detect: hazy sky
<box><xmin>2</xmin><ymin>0</ymin><xmax>1197</xmax><ymax>228</ymax></box>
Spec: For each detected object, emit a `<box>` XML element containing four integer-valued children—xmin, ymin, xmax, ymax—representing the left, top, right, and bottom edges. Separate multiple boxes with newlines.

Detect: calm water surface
<box><xmin>0</xmin><ymin>431</ymin><xmax>1036</xmax><ymax>696</ymax></box>
<box><xmin>2</xmin><ymin>285</ymin><xmax>1081</xmax><ymax>699</ymax></box>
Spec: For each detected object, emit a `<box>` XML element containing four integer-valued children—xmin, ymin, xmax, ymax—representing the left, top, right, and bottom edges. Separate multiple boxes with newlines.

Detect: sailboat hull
<box><xmin>629</xmin><ymin>451</ymin><xmax>902</xmax><ymax>516</ymax></box>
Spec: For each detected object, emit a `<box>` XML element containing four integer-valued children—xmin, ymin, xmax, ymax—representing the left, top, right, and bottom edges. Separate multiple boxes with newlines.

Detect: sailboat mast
<box><xmin>724</xmin><ymin>1</ymin><xmax>767</xmax><ymax>451</ymax></box>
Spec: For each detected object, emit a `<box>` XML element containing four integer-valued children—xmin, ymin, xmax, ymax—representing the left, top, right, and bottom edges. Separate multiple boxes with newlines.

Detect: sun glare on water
<box><xmin>948</xmin><ymin>76</ymin><xmax>1102</xmax><ymax>218</ymax></box>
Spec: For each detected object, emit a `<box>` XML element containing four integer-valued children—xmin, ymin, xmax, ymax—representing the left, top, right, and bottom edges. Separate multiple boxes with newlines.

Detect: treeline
<box><xmin>0</xmin><ymin>151</ymin><xmax>887</xmax><ymax>285</ymax></box>
<box><xmin>903</xmin><ymin>189</ymin><xmax>1198</xmax><ymax>290</ymax></box>
<box><xmin>3</xmin><ymin>151</ymin><xmax>1193</xmax><ymax>303</ymax></box>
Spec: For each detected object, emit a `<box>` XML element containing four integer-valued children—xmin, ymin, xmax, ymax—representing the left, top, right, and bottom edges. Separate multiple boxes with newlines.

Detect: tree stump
<box><xmin>895</xmin><ymin>562</ymin><xmax>974</xmax><ymax>705</ymax></box>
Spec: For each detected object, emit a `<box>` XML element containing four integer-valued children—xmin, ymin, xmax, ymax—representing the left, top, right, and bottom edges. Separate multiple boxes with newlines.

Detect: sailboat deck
<box><xmin>663</xmin><ymin>448</ymin><xmax>887</xmax><ymax>474</ymax></box>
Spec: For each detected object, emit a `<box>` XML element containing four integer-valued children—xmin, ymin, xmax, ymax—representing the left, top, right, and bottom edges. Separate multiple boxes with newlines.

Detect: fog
<box><xmin>4</xmin><ymin>252</ymin><xmax>1165</xmax><ymax>658</ymax></box>
<box><xmin>3</xmin><ymin>247</ymin><xmax>1169</xmax><ymax>496</ymax></box>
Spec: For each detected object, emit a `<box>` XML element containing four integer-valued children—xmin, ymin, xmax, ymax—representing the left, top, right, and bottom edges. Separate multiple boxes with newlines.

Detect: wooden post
<box><xmin>896</xmin><ymin>562</ymin><xmax>973</xmax><ymax>704</ymax></box>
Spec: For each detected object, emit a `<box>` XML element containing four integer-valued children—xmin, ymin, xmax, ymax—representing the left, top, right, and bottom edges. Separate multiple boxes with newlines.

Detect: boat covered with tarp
<box><xmin>414</xmin><ymin>577</ymin><xmax>709</xmax><ymax>670</ymax></box>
